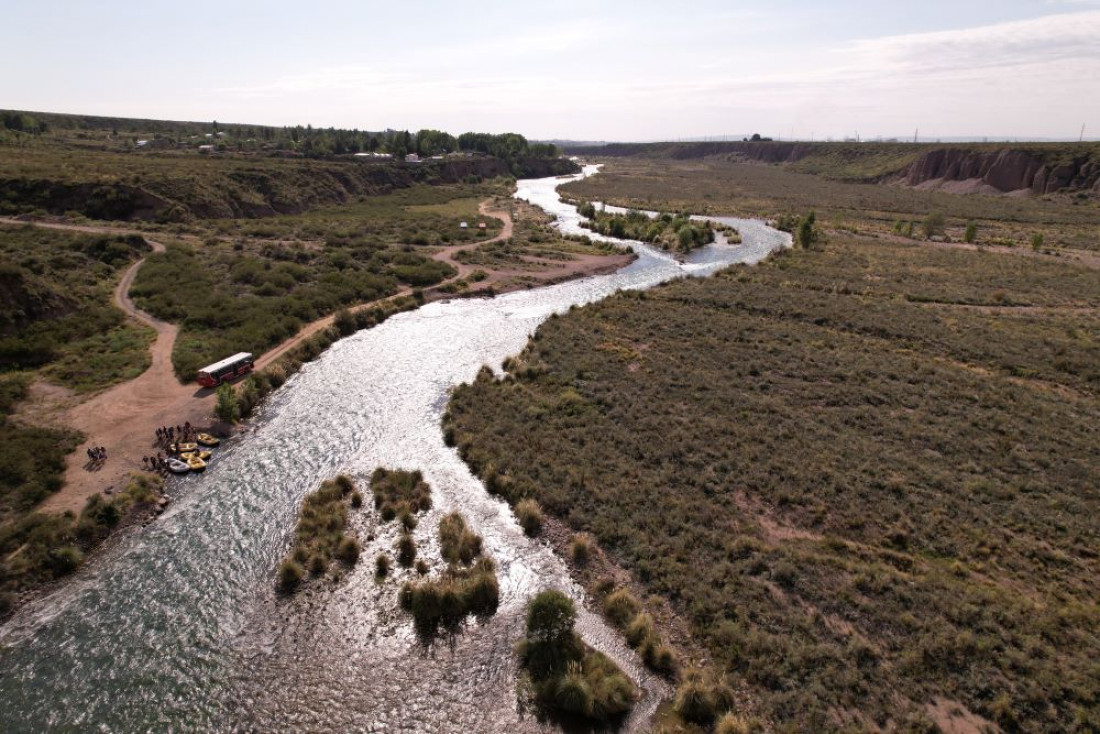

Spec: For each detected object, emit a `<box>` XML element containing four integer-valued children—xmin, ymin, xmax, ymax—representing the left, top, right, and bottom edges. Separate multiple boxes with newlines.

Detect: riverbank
<box><xmin>445</xmin><ymin>162</ymin><xmax>1100</xmax><ymax>730</ymax></box>
<box><xmin>0</xmin><ymin>166</ymin><xmax>788</xmax><ymax>733</ymax></box>
<box><xmin>1</xmin><ymin>185</ymin><xmax>635</xmax><ymax>621</ymax></box>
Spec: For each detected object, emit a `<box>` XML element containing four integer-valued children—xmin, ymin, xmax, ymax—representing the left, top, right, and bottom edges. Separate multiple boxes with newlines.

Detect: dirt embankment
<box><xmin>0</xmin><ymin>156</ymin><xmax>580</xmax><ymax>223</ymax></box>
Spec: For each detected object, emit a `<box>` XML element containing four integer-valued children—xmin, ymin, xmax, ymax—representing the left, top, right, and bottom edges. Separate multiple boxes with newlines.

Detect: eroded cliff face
<box><xmin>902</xmin><ymin>148</ymin><xmax>1100</xmax><ymax>195</ymax></box>
<box><xmin>571</xmin><ymin>141</ymin><xmax>1100</xmax><ymax>196</ymax></box>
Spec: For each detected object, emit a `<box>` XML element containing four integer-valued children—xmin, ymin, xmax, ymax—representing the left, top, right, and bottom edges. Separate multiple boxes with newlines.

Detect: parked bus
<box><xmin>196</xmin><ymin>352</ymin><xmax>254</xmax><ymax>387</ymax></box>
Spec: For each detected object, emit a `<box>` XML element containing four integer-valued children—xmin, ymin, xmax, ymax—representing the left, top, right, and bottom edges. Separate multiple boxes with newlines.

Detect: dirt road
<box><xmin>6</xmin><ymin>202</ymin><xmax>630</xmax><ymax>514</ymax></box>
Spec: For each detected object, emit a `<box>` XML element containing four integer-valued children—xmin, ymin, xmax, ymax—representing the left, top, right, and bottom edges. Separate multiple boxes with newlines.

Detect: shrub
<box><xmin>526</xmin><ymin>589</ymin><xmax>577</xmax><ymax>645</ymax></box>
<box><xmin>642</xmin><ymin>639</ymin><xmax>678</xmax><ymax>676</ymax></box>
<box><xmin>514</xmin><ymin>498</ymin><xmax>543</xmax><ymax>536</ymax></box>
<box><xmin>47</xmin><ymin>545</ymin><xmax>83</xmax><ymax>577</ymax></box>
<box><xmin>214</xmin><ymin>382</ymin><xmax>238</xmax><ymax>422</ymax></box>
<box><xmin>570</xmin><ymin>533</ymin><xmax>594</xmax><ymax>566</ymax></box>
<box><xmin>0</xmin><ymin>591</ymin><xmax>13</xmax><ymax>617</ymax></box>
<box><xmin>350</xmin><ymin>491</ymin><xmax>363</xmax><ymax>508</ymax></box>
<box><xmin>396</xmin><ymin>532</ymin><xmax>417</xmax><ymax>567</ymax></box>
<box><xmin>716</xmin><ymin>712</ymin><xmax>752</xmax><ymax>734</ymax></box>
<box><xmin>439</xmin><ymin>512</ymin><xmax>482</xmax><ymax>565</ymax></box>
<box><xmin>336</xmin><ymin>535</ymin><xmax>361</xmax><ymax>565</ymax></box>
<box><xmin>964</xmin><ymin>222</ymin><xmax>978</xmax><ymax>243</ymax></box>
<box><xmin>603</xmin><ymin>588</ymin><xmax>641</xmax><ymax>628</ymax></box>
<box><xmin>415</xmin><ymin>559</ymin><xmax>429</xmax><ymax>575</ymax></box>
<box><xmin>554</xmin><ymin>664</ymin><xmax>594</xmax><ymax>716</ymax></box>
<box><xmin>625</xmin><ymin>612</ymin><xmax>655</xmax><ymax>647</ymax></box>
<box><xmin>673</xmin><ymin>671</ymin><xmax>717</xmax><ymax>725</ymax></box>
<box><xmin>279</xmin><ymin>559</ymin><xmax>304</xmax><ymax>590</ymax></box>
<box><xmin>371</xmin><ymin>468</ymin><xmax>432</xmax><ymax>522</ymax></box>
<box><xmin>922</xmin><ymin>211</ymin><xmax>946</xmax><ymax>239</ymax></box>
<box><xmin>402</xmin><ymin>554</ymin><xmax>500</xmax><ymax>631</ymax></box>
<box><xmin>375</xmin><ymin>553</ymin><xmax>391</xmax><ymax>577</ymax></box>
<box><xmin>1031</xmin><ymin>232</ymin><xmax>1045</xmax><ymax>250</ymax></box>
<box><xmin>463</xmin><ymin>562</ymin><xmax>500</xmax><ymax>615</ymax></box>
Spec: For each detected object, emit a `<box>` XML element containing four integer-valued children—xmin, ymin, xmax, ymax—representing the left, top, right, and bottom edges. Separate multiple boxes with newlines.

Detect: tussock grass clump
<box><xmin>569</xmin><ymin>533</ymin><xmax>594</xmax><ymax>567</ymax></box>
<box><xmin>514</xmin><ymin>498</ymin><xmax>543</xmax><ymax>537</ymax></box>
<box><xmin>603</xmin><ymin>588</ymin><xmax>640</xmax><ymax>628</ymax></box>
<box><xmin>673</xmin><ymin>669</ymin><xmax>724</xmax><ymax>725</ymax></box>
<box><xmin>277</xmin><ymin>474</ymin><xmax>361</xmax><ymax>591</ymax></box>
<box><xmin>396</xmin><ymin>531</ymin><xmax>417</xmax><ymax>567</ymax></box>
<box><xmin>517</xmin><ymin>590</ymin><xmax>637</xmax><ymax>722</ymax></box>
<box><xmin>375</xmin><ymin>553</ymin><xmax>391</xmax><ymax>578</ymax></box>
<box><xmin>400</xmin><ymin>555</ymin><xmax>500</xmax><ymax>632</ymax></box>
<box><xmin>715</xmin><ymin>712</ymin><xmax>758</xmax><ymax>734</ymax></box>
<box><xmin>278</xmin><ymin>559</ymin><xmax>304</xmax><ymax>590</ymax></box>
<box><xmin>438</xmin><ymin>512</ymin><xmax>483</xmax><ymax>565</ymax></box>
<box><xmin>371</xmin><ymin>468</ymin><xmax>432</xmax><ymax>522</ymax></box>
<box><xmin>601</xmin><ymin>585</ymin><xmax>678</xmax><ymax>676</ymax></box>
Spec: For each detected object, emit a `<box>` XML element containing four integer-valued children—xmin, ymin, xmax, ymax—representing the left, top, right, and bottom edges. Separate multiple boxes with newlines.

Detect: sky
<box><xmin>1</xmin><ymin>0</ymin><xmax>1099</xmax><ymax>141</ymax></box>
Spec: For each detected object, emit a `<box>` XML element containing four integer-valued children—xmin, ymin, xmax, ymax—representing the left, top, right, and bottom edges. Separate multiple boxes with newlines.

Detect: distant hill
<box><xmin>566</xmin><ymin>140</ymin><xmax>1100</xmax><ymax>196</ymax></box>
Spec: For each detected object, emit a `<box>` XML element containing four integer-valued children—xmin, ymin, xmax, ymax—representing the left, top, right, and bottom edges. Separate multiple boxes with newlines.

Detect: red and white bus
<box><xmin>196</xmin><ymin>352</ymin><xmax>254</xmax><ymax>387</ymax></box>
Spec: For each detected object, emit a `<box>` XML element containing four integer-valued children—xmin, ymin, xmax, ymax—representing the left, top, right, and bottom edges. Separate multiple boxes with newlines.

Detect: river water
<box><xmin>0</xmin><ymin>166</ymin><xmax>790</xmax><ymax>733</ymax></box>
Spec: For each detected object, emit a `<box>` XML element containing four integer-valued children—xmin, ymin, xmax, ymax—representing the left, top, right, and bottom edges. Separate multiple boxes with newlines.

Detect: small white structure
<box><xmin>136</xmin><ymin>140</ymin><xmax>150</xmax><ymax>148</ymax></box>
<box><xmin>460</xmin><ymin>221</ymin><xmax>468</xmax><ymax>230</ymax></box>
<box><xmin>405</xmin><ymin>153</ymin><xmax>420</xmax><ymax>163</ymax></box>
<box><xmin>198</xmin><ymin>145</ymin><xmax>215</xmax><ymax>154</ymax></box>
<box><xmin>216</xmin><ymin>132</ymin><xmax>227</xmax><ymax>139</ymax></box>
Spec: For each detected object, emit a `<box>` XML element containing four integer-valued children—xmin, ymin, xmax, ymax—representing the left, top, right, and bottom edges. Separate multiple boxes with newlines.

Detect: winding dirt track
<box><xmin>3</xmin><ymin>201</ymin><xmax>632</xmax><ymax>514</ymax></box>
<box><xmin>3</xmin><ymin>203</ymin><xmax>594</xmax><ymax>515</ymax></box>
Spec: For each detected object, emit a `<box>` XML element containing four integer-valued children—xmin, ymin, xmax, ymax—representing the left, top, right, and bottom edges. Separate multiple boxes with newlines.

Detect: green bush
<box><xmin>922</xmin><ymin>210</ymin><xmax>946</xmax><ymax>239</ymax></box>
<box><xmin>964</xmin><ymin>222</ymin><xmax>978</xmax><ymax>243</ymax></box>
<box><xmin>519</xmin><ymin>590</ymin><xmax>637</xmax><ymax>722</ymax></box>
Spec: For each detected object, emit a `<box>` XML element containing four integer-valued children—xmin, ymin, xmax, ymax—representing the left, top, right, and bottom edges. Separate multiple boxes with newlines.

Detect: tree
<box><xmin>796</xmin><ymin>211</ymin><xmax>824</xmax><ymax>250</ymax></box>
<box><xmin>922</xmin><ymin>211</ymin><xmax>946</xmax><ymax>239</ymax></box>
<box><xmin>214</xmin><ymin>383</ymin><xmax>239</xmax><ymax>422</ymax></box>
<box><xmin>527</xmin><ymin>590</ymin><xmax>576</xmax><ymax>644</ymax></box>
<box><xmin>964</xmin><ymin>222</ymin><xmax>978</xmax><ymax>244</ymax></box>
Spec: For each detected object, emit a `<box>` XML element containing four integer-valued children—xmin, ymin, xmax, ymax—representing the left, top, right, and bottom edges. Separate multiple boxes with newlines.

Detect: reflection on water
<box><xmin>0</xmin><ymin>166</ymin><xmax>790</xmax><ymax>733</ymax></box>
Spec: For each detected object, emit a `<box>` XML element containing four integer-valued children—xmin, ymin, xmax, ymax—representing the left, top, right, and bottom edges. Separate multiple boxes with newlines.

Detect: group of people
<box><xmin>142</xmin><ymin>454</ymin><xmax>173</xmax><ymax>475</ymax></box>
<box><xmin>85</xmin><ymin>446</ymin><xmax>108</xmax><ymax>464</ymax></box>
<box><xmin>156</xmin><ymin>422</ymin><xmax>196</xmax><ymax>446</ymax></box>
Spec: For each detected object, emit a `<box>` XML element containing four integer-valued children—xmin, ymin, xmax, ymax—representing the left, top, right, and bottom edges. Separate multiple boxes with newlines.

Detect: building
<box><xmin>405</xmin><ymin>153</ymin><xmax>420</xmax><ymax>163</ymax></box>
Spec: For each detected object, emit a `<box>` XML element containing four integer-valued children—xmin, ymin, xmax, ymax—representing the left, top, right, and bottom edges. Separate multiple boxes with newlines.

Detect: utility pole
<box><xmin>1081</xmin><ymin>124</ymin><xmax>1086</xmax><ymax>143</ymax></box>
<box><xmin>914</xmin><ymin>128</ymin><xmax>919</xmax><ymax>144</ymax></box>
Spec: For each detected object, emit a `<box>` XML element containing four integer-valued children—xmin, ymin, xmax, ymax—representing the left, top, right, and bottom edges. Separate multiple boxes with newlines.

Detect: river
<box><xmin>0</xmin><ymin>165</ymin><xmax>790</xmax><ymax>733</ymax></box>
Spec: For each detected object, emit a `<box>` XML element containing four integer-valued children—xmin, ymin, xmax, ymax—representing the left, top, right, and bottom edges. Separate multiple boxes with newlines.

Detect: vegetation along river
<box><xmin>0</xmin><ymin>166</ymin><xmax>790</xmax><ymax>733</ymax></box>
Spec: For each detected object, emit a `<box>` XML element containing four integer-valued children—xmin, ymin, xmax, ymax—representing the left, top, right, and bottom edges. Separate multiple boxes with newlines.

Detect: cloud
<box><xmin>212</xmin><ymin>10</ymin><xmax>1100</xmax><ymax>138</ymax></box>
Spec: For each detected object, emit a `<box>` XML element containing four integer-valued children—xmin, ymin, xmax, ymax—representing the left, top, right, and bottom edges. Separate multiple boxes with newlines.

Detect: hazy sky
<box><xmin>2</xmin><ymin>0</ymin><xmax>1098</xmax><ymax>140</ymax></box>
